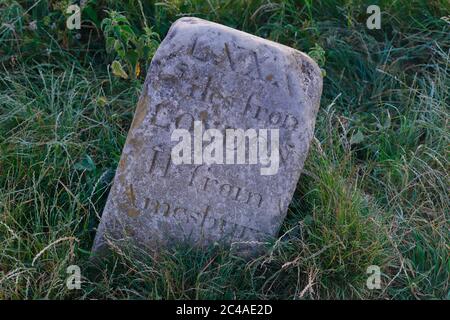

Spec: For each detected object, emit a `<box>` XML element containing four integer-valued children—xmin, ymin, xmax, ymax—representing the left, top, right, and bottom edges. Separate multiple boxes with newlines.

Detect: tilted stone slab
<box><xmin>93</xmin><ymin>17</ymin><xmax>323</xmax><ymax>256</ymax></box>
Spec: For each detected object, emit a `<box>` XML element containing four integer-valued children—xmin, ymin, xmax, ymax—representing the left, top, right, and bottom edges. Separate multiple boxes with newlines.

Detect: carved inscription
<box><xmin>93</xmin><ymin>17</ymin><xmax>322</xmax><ymax>256</ymax></box>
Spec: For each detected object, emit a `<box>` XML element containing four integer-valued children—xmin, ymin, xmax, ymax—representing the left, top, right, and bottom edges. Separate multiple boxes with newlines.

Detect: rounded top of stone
<box><xmin>167</xmin><ymin>17</ymin><xmax>322</xmax><ymax>80</ymax></box>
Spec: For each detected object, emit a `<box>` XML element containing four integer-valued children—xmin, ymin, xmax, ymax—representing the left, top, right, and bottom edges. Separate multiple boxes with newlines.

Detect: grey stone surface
<box><xmin>92</xmin><ymin>17</ymin><xmax>322</xmax><ymax>256</ymax></box>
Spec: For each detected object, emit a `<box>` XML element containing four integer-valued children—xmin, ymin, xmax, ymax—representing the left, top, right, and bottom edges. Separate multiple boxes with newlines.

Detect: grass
<box><xmin>0</xmin><ymin>0</ymin><xmax>448</xmax><ymax>299</ymax></box>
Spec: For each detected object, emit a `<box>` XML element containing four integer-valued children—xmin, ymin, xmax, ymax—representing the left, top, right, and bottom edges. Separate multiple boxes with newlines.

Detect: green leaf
<box><xmin>83</xmin><ymin>5</ymin><xmax>100</xmax><ymax>26</ymax></box>
<box><xmin>74</xmin><ymin>155</ymin><xmax>96</xmax><ymax>172</ymax></box>
<box><xmin>105</xmin><ymin>37</ymin><xmax>115</xmax><ymax>52</ymax></box>
<box><xmin>350</xmin><ymin>130</ymin><xmax>365</xmax><ymax>145</ymax></box>
<box><xmin>126</xmin><ymin>51</ymin><xmax>138</xmax><ymax>68</ymax></box>
<box><xmin>111</xmin><ymin>60</ymin><xmax>128</xmax><ymax>79</ymax></box>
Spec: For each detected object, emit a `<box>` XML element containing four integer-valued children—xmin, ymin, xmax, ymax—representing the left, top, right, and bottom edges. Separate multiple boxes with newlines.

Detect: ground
<box><xmin>0</xmin><ymin>0</ymin><xmax>448</xmax><ymax>299</ymax></box>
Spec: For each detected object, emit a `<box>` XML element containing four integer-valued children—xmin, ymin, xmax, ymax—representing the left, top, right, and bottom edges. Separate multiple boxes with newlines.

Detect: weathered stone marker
<box><xmin>93</xmin><ymin>17</ymin><xmax>322</xmax><ymax>256</ymax></box>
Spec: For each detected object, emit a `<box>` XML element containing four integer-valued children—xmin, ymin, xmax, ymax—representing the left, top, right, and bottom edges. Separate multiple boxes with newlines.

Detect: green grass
<box><xmin>0</xmin><ymin>0</ymin><xmax>449</xmax><ymax>299</ymax></box>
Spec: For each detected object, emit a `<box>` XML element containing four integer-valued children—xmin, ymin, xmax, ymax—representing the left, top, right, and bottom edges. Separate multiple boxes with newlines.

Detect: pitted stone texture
<box><xmin>93</xmin><ymin>17</ymin><xmax>322</xmax><ymax>256</ymax></box>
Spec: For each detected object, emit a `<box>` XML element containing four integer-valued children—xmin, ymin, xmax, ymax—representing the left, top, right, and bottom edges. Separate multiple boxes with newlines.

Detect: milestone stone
<box><xmin>93</xmin><ymin>17</ymin><xmax>323</xmax><ymax>256</ymax></box>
